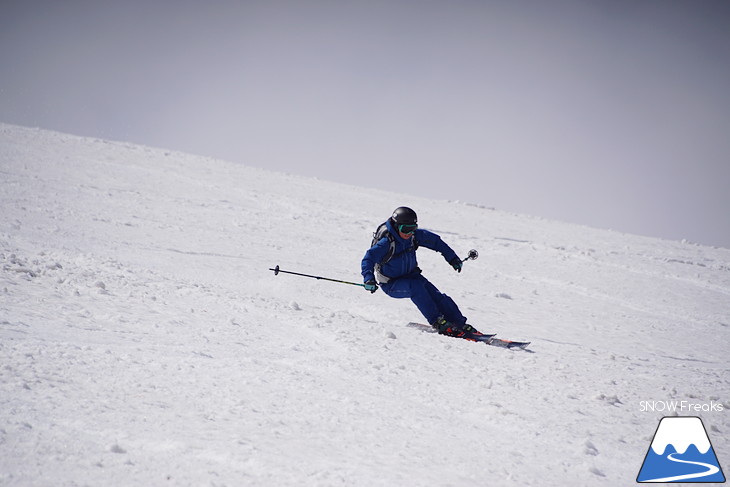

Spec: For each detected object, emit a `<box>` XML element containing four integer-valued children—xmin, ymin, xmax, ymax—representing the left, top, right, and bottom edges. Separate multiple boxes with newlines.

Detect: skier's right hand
<box><xmin>364</xmin><ymin>279</ymin><xmax>378</xmax><ymax>294</ymax></box>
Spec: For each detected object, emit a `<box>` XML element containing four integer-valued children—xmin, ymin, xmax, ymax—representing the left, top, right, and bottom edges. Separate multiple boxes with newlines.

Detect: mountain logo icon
<box><xmin>637</xmin><ymin>416</ymin><xmax>725</xmax><ymax>483</ymax></box>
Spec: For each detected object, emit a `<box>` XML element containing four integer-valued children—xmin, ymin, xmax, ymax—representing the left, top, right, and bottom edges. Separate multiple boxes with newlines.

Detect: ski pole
<box><xmin>269</xmin><ymin>265</ymin><xmax>365</xmax><ymax>287</ymax></box>
<box><xmin>462</xmin><ymin>249</ymin><xmax>479</xmax><ymax>263</ymax></box>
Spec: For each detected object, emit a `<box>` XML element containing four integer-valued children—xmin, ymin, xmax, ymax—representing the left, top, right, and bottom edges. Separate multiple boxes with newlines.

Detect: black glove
<box><xmin>449</xmin><ymin>257</ymin><xmax>463</xmax><ymax>273</ymax></box>
<box><xmin>364</xmin><ymin>279</ymin><xmax>378</xmax><ymax>293</ymax></box>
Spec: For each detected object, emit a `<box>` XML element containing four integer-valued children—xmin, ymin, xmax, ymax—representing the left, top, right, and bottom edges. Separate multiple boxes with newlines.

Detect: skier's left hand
<box><xmin>449</xmin><ymin>257</ymin><xmax>463</xmax><ymax>273</ymax></box>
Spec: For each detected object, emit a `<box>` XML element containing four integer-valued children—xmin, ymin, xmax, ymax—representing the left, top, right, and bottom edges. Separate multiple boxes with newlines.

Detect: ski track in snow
<box><xmin>1</xmin><ymin>124</ymin><xmax>729</xmax><ymax>486</ymax></box>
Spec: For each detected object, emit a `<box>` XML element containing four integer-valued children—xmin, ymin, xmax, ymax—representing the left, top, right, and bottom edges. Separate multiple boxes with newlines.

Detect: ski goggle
<box><xmin>398</xmin><ymin>224</ymin><xmax>418</xmax><ymax>235</ymax></box>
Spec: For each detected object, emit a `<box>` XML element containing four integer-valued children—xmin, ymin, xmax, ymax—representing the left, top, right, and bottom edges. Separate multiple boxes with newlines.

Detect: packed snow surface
<box><xmin>1</xmin><ymin>124</ymin><xmax>728</xmax><ymax>486</ymax></box>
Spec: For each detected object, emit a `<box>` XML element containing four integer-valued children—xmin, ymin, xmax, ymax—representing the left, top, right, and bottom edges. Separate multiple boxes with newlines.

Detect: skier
<box><xmin>361</xmin><ymin>206</ymin><xmax>482</xmax><ymax>337</ymax></box>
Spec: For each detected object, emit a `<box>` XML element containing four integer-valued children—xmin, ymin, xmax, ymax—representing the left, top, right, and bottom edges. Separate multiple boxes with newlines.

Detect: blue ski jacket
<box><xmin>361</xmin><ymin>220</ymin><xmax>459</xmax><ymax>284</ymax></box>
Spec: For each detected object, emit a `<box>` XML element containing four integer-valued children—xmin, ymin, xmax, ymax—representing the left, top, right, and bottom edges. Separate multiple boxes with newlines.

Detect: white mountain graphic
<box><xmin>638</xmin><ymin>416</ymin><xmax>725</xmax><ymax>483</ymax></box>
<box><xmin>650</xmin><ymin>417</ymin><xmax>711</xmax><ymax>455</ymax></box>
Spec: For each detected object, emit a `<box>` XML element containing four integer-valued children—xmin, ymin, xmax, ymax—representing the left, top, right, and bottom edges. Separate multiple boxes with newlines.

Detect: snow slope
<box><xmin>1</xmin><ymin>123</ymin><xmax>728</xmax><ymax>486</ymax></box>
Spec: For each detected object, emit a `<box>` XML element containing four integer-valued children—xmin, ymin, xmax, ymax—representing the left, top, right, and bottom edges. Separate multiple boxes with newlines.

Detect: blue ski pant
<box><xmin>381</xmin><ymin>274</ymin><xmax>466</xmax><ymax>326</ymax></box>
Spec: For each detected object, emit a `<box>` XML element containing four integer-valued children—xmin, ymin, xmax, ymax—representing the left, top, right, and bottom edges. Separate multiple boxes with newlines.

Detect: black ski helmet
<box><xmin>391</xmin><ymin>206</ymin><xmax>417</xmax><ymax>226</ymax></box>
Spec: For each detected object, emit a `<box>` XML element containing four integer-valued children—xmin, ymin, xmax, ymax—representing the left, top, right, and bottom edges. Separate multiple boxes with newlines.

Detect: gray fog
<box><xmin>2</xmin><ymin>0</ymin><xmax>729</xmax><ymax>247</ymax></box>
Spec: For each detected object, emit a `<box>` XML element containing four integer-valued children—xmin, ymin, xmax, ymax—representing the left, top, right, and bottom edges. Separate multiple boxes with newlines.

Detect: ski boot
<box><xmin>432</xmin><ymin>316</ymin><xmax>482</xmax><ymax>338</ymax></box>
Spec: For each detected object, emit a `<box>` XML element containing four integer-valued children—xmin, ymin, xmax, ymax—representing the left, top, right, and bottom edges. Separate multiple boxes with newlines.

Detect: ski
<box><xmin>407</xmin><ymin>322</ymin><xmax>494</xmax><ymax>341</ymax></box>
<box><xmin>407</xmin><ymin>322</ymin><xmax>530</xmax><ymax>350</ymax></box>
<box><xmin>484</xmin><ymin>337</ymin><xmax>531</xmax><ymax>350</ymax></box>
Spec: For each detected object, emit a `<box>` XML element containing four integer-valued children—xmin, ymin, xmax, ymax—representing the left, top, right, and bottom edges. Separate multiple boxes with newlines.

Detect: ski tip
<box><xmin>486</xmin><ymin>338</ymin><xmax>531</xmax><ymax>350</ymax></box>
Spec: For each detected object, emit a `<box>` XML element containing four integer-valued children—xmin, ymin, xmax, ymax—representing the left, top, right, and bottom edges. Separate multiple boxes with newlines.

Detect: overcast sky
<box><xmin>2</xmin><ymin>0</ymin><xmax>729</xmax><ymax>247</ymax></box>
